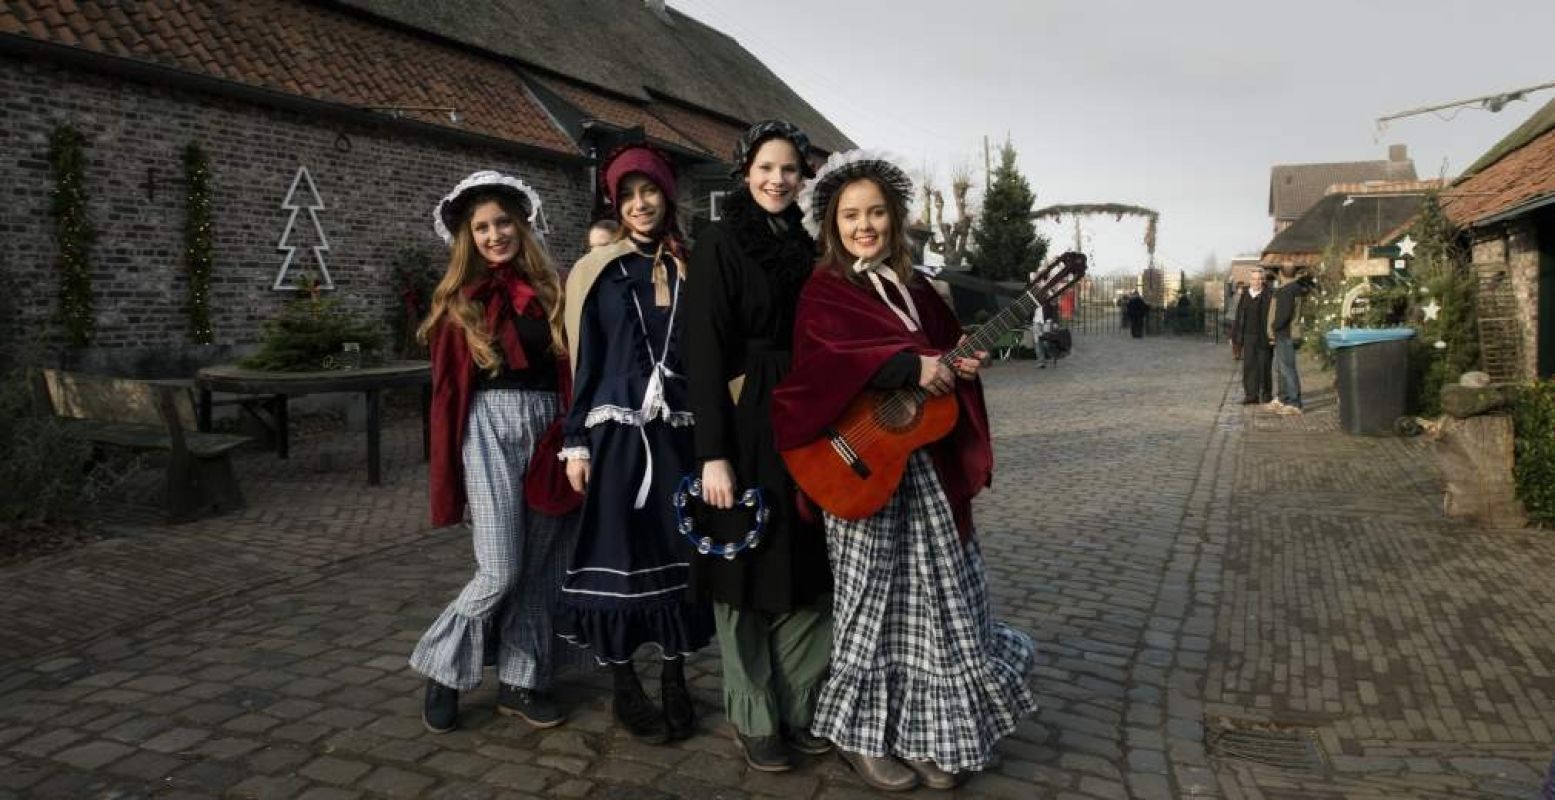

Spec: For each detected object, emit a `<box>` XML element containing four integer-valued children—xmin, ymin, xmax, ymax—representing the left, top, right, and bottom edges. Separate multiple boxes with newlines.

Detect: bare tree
<box><xmin>925</xmin><ymin>163</ymin><xmax>975</xmax><ymax>269</ymax></box>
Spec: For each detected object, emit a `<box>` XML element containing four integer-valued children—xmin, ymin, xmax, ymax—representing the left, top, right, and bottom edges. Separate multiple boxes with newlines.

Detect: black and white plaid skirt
<box><xmin>811</xmin><ymin>451</ymin><xmax>1036</xmax><ymax>772</ymax></box>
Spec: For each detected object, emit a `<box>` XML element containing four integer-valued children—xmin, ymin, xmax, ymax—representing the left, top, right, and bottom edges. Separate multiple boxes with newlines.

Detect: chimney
<box><xmin>644</xmin><ymin>0</ymin><xmax>671</xmax><ymax>21</ymax></box>
<box><xmin>1388</xmin><ymin>144</ymin><xmax>1408</xmax><ymax>162</ymax></box>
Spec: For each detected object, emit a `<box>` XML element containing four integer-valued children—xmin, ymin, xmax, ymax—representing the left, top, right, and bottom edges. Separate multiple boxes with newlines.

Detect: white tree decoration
<box><xmin>273</xmin><ymin>166</ymin><xmax>334</xmax><ymax>291</ymax></box>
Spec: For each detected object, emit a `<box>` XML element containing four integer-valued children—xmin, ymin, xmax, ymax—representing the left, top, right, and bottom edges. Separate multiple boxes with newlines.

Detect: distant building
<box><xmin>1260</xmin><ymin>181</ymin><xmax>1440</xmax><ymax>274</ymax></box>
<box><xmin>1268</xmin><ymin>145</ymin><xmax>1417</xmax><ymax>234</ymax></box>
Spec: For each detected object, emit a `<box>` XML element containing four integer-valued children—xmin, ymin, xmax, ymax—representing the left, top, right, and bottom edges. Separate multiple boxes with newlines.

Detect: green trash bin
<box><xmin>1324</xmin><ymin>327</ymin><xmax>1416</xmax><ymax>435</ymax></box>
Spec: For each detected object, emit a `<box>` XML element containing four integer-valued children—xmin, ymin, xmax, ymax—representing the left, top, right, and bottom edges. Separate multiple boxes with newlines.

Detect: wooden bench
<box><xmin>41</xmin><ymin>369</ymin><xmax>253</xmax><ymax>523</ymax></box>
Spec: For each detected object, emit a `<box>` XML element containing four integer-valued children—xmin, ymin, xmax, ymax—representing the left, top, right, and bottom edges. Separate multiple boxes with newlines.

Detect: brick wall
<box><xmin>1506</xmin><ymin>219</ymin><xmax>1542</xmax><ymax>379</ymax></box>
<box><xmin>1</xmin><ymin>54</ymin><xmax>594</xmax><ymax>368</ymax></box>
<box><xmin>1471</xmin><ymin>221</ymin><xmax>1541</xmax><ymax>379</ymax></box>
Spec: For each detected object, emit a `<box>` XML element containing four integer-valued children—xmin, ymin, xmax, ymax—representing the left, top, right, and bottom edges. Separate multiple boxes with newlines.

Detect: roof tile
<box><xmin>1442</xmin><ymin>125</ymin><xmax>1555</xmax><ymax>226</ymax></box>
<box><xmin>532</xmin><ymin>74</ymin><xmax>706</xmax><ymax>155</ymax></box>
<box><xmin>332</xmin><ymin>0</ymin><xmax>853</xmax><ymax>153</ymax></box>
<box><xmin>648</xmin><ymin>100</ymin><xmax>747</xmax><ymax>163</ymax></box>
<box><xmin>0</xmin><ymin>0</ymin><xmax>578</xmax><ymax>156</ymax></box>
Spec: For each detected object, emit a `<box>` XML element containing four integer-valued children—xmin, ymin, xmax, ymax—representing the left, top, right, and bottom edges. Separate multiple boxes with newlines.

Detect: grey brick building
<box><xmin>1</xmin><ymin>0</ymin><xmax>851</xmax><ymax>373</ymax></box>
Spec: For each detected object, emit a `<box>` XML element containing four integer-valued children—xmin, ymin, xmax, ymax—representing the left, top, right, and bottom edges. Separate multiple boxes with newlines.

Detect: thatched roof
<box><xmin>333</xmin><ymin>0</ymin><xmax>853</xmax><ymax>153</ymax></box>
<box><xmin>1261</xmin><ymin>192</ymin><xmax>1424</xmax><ymax>266</ymax></box>
<box><xmin>1460</xmin><ymin>95</ymin><xmax>1555</xmax><ymax>178</ymax></box>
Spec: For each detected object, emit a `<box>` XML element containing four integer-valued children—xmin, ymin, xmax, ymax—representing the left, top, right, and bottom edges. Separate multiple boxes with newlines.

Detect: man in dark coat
<box><xmin>1267</xmin><ymin>264</ymin><xmax>1315</xmax><ymax>413</ymax></box>
<box><xmin>1125</xmin><ymin>291</ymin><xmax>1149</xmax><ymax>338</ymax></box>
<box><xmin>1232</xmin><ymin>269</ymin><xmax>1273</xmax><ymax>404</ymax></box>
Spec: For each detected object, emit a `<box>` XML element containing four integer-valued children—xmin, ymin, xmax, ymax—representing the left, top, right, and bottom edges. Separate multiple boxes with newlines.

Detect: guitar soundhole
<box><xmin>872</xmin><ymin>391</ymin><xmax>923</xmax><ymax>432</ymax></box>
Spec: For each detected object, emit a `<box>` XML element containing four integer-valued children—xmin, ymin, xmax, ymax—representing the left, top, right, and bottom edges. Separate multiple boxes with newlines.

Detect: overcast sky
<box><xmin>671</xmin><ymin>0</ymin><xmax>1555</xmax><ymax>275</ymax></box>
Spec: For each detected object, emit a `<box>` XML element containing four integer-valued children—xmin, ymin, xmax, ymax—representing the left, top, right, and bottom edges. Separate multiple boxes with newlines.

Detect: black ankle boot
<box><xmin>611</xmin><ymin>662</ymin><xmax>668</xmax><ymax>744</ymax></box>
<box><xmin>422</xmin><ymin>679</ymin><xmax>459</xmax><ymax>734</ymax></box>
<box><xmin>660</xmin><ymin>658</ymin><xmax>694</xmax><ymax>740</ymax></box>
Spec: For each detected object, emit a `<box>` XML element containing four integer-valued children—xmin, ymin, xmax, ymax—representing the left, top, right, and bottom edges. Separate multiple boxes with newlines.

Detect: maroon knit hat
<box><xmin>602</xmin><ymin>143</ymin><xmax>678</xmax><ymax>207</ymax></box>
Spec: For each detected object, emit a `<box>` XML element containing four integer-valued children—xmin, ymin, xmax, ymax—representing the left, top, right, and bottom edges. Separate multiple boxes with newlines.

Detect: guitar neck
<box><xmin>942</xmin><ymin>267</ymin><xmax>1078</xmax><ymax>364</ymax></box>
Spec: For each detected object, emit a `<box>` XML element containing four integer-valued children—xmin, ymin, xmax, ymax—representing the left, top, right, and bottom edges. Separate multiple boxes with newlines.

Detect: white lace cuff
<box><xmin>583</xmin><ymin>404</ymin><xmax>695</xmax><ymax>428</ymax></box>
<box><xmin>558</xmin><ymin>446</ymin><xmax>590</xmax><ymax>462</ymax></box>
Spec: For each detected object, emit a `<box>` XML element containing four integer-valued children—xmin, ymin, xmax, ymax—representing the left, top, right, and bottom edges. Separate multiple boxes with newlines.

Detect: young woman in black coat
<box><xmin>682</xmin><ymin>121</ymin><xmax>834</xmax><ymax>771</ymax></box>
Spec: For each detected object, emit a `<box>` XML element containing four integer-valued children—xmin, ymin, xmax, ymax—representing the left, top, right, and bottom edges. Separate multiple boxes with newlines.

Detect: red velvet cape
<box><xmin>427</xmin><ymin>268</ymin><xmax>569</xmax><ymax>528</ymax></box>
<box><xmin>771</xmin><ymin>266</ymin><xmax>993</xmax><ymax>539</ymax></box>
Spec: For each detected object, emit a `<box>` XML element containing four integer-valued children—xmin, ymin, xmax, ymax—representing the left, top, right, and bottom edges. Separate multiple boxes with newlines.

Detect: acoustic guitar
<box><xmin>780</xmin><ymin>252</ymin><xmax>1088</xmax><ymax>520</ymax></box>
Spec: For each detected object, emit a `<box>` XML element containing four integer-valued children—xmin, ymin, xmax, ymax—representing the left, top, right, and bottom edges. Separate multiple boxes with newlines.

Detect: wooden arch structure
<box><xmin>1031</xmin><ymin>203</ymin><xmax>1160</xmax><ymax>263</ymax></box>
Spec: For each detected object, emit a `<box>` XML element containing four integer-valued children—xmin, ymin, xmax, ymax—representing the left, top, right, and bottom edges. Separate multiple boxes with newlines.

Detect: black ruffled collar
<box><xmin>720</xmin><ymin>187</ymin><xmax>816</xmax><ymax>290</ymax></box>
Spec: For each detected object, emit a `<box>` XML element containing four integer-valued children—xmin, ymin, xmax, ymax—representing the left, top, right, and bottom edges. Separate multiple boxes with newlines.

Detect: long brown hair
<box><xmin>817</xmin><ymin>176</ymin><xmax>916</xmax><ymax>287</ymax></box>
<box><xmin>416</xmin><ymin>191</ymin><xmax>565</xmax><ymax>374</ymax></box>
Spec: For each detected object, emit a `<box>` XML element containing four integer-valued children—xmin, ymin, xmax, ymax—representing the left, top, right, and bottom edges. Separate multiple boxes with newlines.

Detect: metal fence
<box><xmin>1067</xmin><ymin>305</ymin><xmax>1222</xmax><ymax>340</ymax></box>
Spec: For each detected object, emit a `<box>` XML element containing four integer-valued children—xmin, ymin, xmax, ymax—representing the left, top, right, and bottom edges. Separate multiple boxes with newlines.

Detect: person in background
<box><xmin>1266</xmin><ymin>264</ymin><xmax>1314</xmax><ymax>415</ymax></box>
<box><xmin>1125</xmin><ymin>290</ymin><xmax>1149</xmax><ymax>338</ymax></box>
<box><xmin>587</xmin><ymin>219</ymin><xmax>620</xmax><ymax>251</ymax></box>
<box><xmin>1225</xmin><ymin>281</ymin><xmax>1247</xmax><ymax>360</ymax></box>
<box><xmin>1232</xmin><ymin>270</ymin><xmax>1272</xmax><ymax>405</ymax></box>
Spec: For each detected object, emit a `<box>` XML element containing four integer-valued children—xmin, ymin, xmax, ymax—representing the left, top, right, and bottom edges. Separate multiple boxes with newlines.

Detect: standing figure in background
<box><xmin>1225</xmin><ymin>281</ymin><xmax>1247</xmax><ymax>360</ymax></box>
<box><xmin>1233</xmin><ymin>270</ymin><xmax>1272</xmax><ymax>405</ymax></box>
<box><xmin>1267</xmin><ymin>264</ymin><xmax>1314</xmax><ymax>415</ymax></box>
<box><xmin>1125</xmin><ymin>290</ymin><xmax>1149</xmax><ymax>338</ymax></box>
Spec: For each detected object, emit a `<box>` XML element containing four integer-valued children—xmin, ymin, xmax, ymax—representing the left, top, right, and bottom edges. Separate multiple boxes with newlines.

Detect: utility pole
<box><xmin>983</xmin><ymin>135</ymin><xmax>991</xmax><ymax>190</ymax></box>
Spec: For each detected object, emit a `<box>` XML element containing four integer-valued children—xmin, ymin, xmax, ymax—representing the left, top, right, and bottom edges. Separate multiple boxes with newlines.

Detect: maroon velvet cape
<box><xmin>771</xmin><ymin>266</ymin><xmax>993</xmax><ymax>540</ymax></box>
<box><xmin>427</xmin><ymin>266</ymin><xmax>570</xmax><ymax>528</ymax></box>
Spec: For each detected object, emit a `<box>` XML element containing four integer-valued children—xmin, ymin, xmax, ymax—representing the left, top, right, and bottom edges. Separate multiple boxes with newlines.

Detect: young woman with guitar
<box><xmin>771</xmin><ymin>151</ymin><xmax>1038</xmax><ymax>790</ymax></box>
<box><xmin>683</xmin><ymin>121</ymin><xmax>835</xmax><ymax>771</ymax></box>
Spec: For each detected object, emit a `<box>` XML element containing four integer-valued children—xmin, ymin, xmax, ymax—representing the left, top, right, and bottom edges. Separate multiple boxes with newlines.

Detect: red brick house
<box><xmin>1437</xmin><ymin>97</ymin><xmax>1555</xmax><ymax>381</ymax></box>
<box><xmin>0</xmin><ymin>0</ymin><xmax>851</xmax><ymax>371</ymax></box>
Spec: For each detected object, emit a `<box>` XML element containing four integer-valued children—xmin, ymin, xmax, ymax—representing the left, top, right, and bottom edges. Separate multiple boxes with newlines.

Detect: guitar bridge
<box><xmin>825</xmin><ymin>427</ymin><xmax>871</xmax><ymax>479</ymax></box>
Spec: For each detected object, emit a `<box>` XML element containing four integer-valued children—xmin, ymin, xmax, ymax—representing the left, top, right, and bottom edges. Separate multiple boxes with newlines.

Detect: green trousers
<box><xmin>713</xmin><ymin>598</ymin><xmax>834</xmax><ymax>737</ymax></box>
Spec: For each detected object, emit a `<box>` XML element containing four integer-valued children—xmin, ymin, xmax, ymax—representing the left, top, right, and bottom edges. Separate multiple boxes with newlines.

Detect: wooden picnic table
<box><xmin>196</xmin><ymin>361</ymin><xmax>431</xmax><ymax>486</ymax></box>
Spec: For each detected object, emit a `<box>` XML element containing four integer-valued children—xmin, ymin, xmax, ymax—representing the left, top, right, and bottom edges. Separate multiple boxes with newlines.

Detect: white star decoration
<box><xmin>1397</xmin><ymin>235</ymin><xmax>1418</xmax><ymax>258</ymax></box>
<box><xmin>1423</xmin><ymin>299</ymin><xmax>1441</xmax><ymax>321</ymax></box>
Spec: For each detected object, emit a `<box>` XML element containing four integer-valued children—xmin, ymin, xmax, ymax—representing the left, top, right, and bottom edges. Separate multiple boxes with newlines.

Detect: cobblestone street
<box><xmin>3</xmin><ymin>331</ymin><xmax>1553</xmax><ymax>799</ymax></box>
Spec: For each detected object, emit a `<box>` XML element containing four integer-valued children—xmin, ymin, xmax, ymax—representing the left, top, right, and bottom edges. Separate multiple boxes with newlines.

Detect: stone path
<box><xmin>2</xmin><ymin>331</ymin><xmax>1552</xmax><ymax>799</ymax></box>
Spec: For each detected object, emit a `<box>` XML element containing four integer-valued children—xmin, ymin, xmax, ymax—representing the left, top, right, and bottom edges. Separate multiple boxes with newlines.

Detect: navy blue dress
<box><xmin>557</xmin><ymin>249</ymin><xmax>713</xmax><ymax>663</ymax></box>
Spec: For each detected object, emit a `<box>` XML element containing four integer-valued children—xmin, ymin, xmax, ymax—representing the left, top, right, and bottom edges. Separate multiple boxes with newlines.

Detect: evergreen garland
<box><xmin>1405</xmin><ymin>193</ymin><xmax>1478</xmax><ymax>416</ymax></box>
<box><xmin>183</xmin><ymin>142</ymin><xmax>215</xmax><ymax>344</ymax></box>
<box><xmin>47</xmin><ymin>125</ymin><xmax>95</xmax><ymax>347</ymax></box>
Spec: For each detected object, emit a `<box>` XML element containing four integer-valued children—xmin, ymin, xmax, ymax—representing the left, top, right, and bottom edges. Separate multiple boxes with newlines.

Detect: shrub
<box><xmin>1513</xmin><ymin>379</ymin><xmax>1555</xmax><ymax>526</ymax></box>
<box><xmin>0</xmin><ymin>364</ymin><xmax>91</xmax><ymax>531</ymax></box>
<box><xmin>240</xmin><ymin>294</ymin><xmax>384</xmax><ymax>372</ymax></box>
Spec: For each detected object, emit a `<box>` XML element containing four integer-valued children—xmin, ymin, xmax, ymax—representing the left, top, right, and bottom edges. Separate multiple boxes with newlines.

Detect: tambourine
<box><xmin>672</xmin><ymin>475</ymin><xmax>769</xmax><ymax>560</ymax></box>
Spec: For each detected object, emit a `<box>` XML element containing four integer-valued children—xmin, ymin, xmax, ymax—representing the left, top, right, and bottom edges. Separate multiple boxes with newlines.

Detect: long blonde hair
<box><xmin>416</xmin><ymin>192</ymin><xmax>565</xmax><ymax>374</ymax></box>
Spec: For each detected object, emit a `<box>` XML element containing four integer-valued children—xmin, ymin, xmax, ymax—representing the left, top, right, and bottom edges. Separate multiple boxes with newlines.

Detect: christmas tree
<box><xmin>970</xmin><ymin>139</ymin><xmax>1048</xmax><ymax>282</ymax></box>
